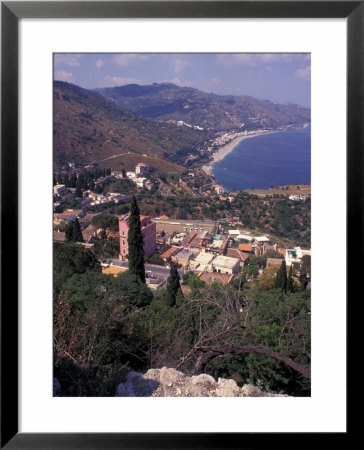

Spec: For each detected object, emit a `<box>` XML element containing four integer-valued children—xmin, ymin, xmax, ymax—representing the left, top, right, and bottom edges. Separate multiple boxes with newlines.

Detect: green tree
<box><xmin>127</xmin><ymin>196</ymin><xmax>145</xmax><ymax>283</ymax></box>
<box><xmin>166</xmin><ymin>263</ymin><xmax>182</xmax><ymax>306</ymax></box>
<box><xmin>275</xmin><ymin>260</ymin><xmax>287</xmax><ymax>291</ymax></box>
<box><xmin>260</xmin><ymin>266</ymin><xmax>280</xmax><ymax>290</ymax></box>
<box><xmin>91</xmin><ymin>214</ymin><xmax>119</xmax><ymax>235</ymax></box>
<box><xmin>53</xmin><ymin>242</ymin><xmax>101</xmax><ymax>293</ymax></box>
<box><xmin>287</xmin><ymin>264</ymin><xmax>294</xmax><ymax>293</ymax></box>
<box><xmin>95</xmin><ymin>184</ymin><xmax>103</xmax><ymax>194</ymax></box>
<box><xmin>264</xmin><ymin>249</ymin><xmax>284</xmax><ymax>260</ymax></box>
<box><xmin>300</xmin><ymin>255</ymin><xmax>311</xmax><ymax>277</ymax></box>
<box><xmin>72</xmin><ymin>218</ymin><xmax>84</xmax><ymax>243</ymax></box>
<box><xmin>65</xmin><ymin>221</ymin><xmax>74</xmax><ymax>242</ymax></box>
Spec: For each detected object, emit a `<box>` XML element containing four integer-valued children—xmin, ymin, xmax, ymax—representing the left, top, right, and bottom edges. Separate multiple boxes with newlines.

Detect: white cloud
<box><xmin>170</xmin><ymin>57</ymin><xmax>191</xmax><ymax>73</ymax></box>
<box><xmin>54</xmin><ymin>54</ymin><xmax>81</xmax><ymax>67</ymax></box>
<box><xmin>96</xmin><ymin>59</ymin><xmax>105</xmax><ymax>69</ymax></box>
<box><xmin>54</xmin><ymin>70</ymin><xmax>73</xmax><ymax>82</ymax></box>
<box><xmin>296</xmin><ymin>66</ymin><xmax>311</xmax><ymax>81</ymax></box>
<box><xmin>113</xmin><ymin>54</ymin><xmax>148</xmax><ymax>67</ymax></box>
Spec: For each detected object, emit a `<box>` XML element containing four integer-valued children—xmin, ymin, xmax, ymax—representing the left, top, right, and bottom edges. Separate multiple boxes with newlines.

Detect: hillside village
<box><xmin>53</xmin><ymin>161</ymin><xmax>311</xmax><ymax>292</ymax></box>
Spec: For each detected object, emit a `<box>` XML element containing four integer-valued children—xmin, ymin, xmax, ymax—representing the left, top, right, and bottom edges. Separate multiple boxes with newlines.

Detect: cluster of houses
<box><xmin>53</xmin><ymin>208</ymin><xmax>311</xmax><ymax>287</ymax></box>
<box><xmin>114</xmin><ymin>163</ymin><xmax>154</xmax><ymax>190</ymax></box>
<box><xmin>53</xmin><ymin>164</ymin><xmax>311</xmax><ymax>288</ymax></box>
<box><xmin>53</xmin><ymin>182</ymin><xmax>132</xmax><ymax>212</ymax></box>
<box><xmin>119</xmin><ymin>215</ymin><xmax>310</xmax><ymax>285</ymax></box>
<box><xmin>53</xmin><ymin>162</ymin><xmax>154</xmax><ymax>213</ymax></box>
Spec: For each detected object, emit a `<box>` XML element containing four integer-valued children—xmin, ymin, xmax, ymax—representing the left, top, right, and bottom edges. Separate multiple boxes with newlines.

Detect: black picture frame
<box><xmin>1</xmin><ymin>1</ymin><xmax>358</xmax><ymax>448</ymax></box>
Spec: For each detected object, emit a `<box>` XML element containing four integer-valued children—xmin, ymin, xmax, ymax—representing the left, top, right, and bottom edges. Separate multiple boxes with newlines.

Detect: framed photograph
<box><xmin>1</xmin><ymin>1</ymin><xmax>358</xmax><ymax>448</ymax></box>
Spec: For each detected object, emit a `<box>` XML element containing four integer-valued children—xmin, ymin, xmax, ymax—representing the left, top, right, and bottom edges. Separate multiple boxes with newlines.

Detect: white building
<box><xmin>209</xmin><ymin>255</ymin><xmax>240</xmax><ymax>274</ymax></box>
<box><xmin>255</xmin><ymin>236</ymin><xmax>270</xmax><ymax>245</ymax></box>
<box><xmin>189</xmin><ymin>252</ymin><xmax>215</xmax><ymax>271</ymax></box>
<box><xmin>285</xmin><ymin>247</ymin><xmax>311</xmax><ymax>266</ymax></box>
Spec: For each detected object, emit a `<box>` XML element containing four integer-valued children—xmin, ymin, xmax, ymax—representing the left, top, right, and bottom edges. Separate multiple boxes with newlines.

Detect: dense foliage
<box><xmin>54</xmin><ymin>242</ymin><xmax>310</xmax><ymax>397</ymax></box>
<box><xmin>135</xmin><ymin>190</ymin><xmax>310</xmax><ymax>248</ymax></box>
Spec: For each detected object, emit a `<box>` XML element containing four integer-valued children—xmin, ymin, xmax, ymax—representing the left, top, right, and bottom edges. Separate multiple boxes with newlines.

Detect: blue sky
<box><xmin>54</xmin><ymin>53</ymin><xmax>311</xmax><ymax>107</ymax></box>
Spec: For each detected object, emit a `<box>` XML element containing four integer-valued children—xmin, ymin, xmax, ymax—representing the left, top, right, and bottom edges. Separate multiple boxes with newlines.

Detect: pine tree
<box><xmin>72</xmin><ymin>218</ymin><xmax>84</xmax><ymax>243</ymax></box>
<box><xmin>166</xmin><ymin>263</ymin><xmax>181</xmax><ymax>307</ymax></box>
<box><xmin>127</xmin><ymin>196</ymin><xmax>145</xmax><ymax>282</ymax></box>
<box><xmin>287</xmin><ymin>264</ymin><xmax>293</xmax><ymax>292</ymax></box>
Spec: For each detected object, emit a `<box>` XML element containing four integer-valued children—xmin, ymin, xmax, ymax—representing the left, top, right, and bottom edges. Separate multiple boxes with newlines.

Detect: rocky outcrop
<box><xmin>115</xmin><ymin>367</ymin><xmax>289</xmax><ymax>397</ymax></box>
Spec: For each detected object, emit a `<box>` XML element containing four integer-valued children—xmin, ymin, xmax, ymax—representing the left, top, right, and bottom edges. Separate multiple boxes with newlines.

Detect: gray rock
<box><xmin>216</xmin><ymin>378</ymin><xmax>241</xmax><ymax>397</ymax></box>
<box><xmin>191</xmin><ymin>373</ymin><xmax>217</xmax><ymax>387</ymax></box>
<box><xmin>159</xmin><ymin>367</ymin><xmax>185</xmax><ymax>386</ymax></box>
<box><xmin>115</xmin><ymin>368</ymin><xmax>286</xmax><ymax>397</ymax></box>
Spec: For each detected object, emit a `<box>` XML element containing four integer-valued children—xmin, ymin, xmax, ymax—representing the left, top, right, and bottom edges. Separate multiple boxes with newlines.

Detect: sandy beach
<box><xmin>201</xmin><ymin>132</ymin><xmax>274</xmax><ymax>176</ymax></box>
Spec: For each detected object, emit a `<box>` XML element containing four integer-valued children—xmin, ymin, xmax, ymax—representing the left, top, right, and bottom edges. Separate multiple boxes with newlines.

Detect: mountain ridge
<box><xmin>94</xmin><ymin>82</ymin><xmax>310</xmax><ymax>131</ymax></box>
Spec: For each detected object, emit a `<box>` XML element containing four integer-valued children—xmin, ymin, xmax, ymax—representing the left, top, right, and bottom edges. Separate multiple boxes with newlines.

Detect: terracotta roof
<box><xmin>226</xmin><ymin>248</ymin><xmax>245</xmax><ymax>261</ymax></box>
<box><xmin>160</xmin><ymin>246</ymin><xmax>179</xmax><ymax>259</ymax></box>
<box><xmin>240</xmin><ymin>252</ymin><xmax>251</xmax><ymax>262</ymax></box>
<box><xmin>238</xmin><ymin>244</ymin><xmax>253</xmax><ymax>252</ymax></box>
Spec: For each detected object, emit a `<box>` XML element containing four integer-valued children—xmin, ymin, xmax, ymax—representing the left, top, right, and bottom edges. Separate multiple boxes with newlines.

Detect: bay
<box><xmin>212</xmin><ymin>126</ymin><xmax>311</xmax><ymax>192</ymax></box>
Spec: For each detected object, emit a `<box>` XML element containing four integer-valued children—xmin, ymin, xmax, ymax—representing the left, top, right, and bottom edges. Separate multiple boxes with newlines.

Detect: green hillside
<box><xmin>95</xmin><ymin>82</ymin><xmax>311</xmax><ymax>131</ymax></box>
<box><xmin>53</xmin><ymin>81</ymin><xmax>202</xmax><ymax>169</ymax></box>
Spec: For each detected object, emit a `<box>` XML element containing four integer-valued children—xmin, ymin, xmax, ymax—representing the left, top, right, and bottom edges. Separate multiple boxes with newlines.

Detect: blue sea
<box><xmin>212</xmin><ymin>126</ymin><xmax>311</xmax><ymax>192</ymax></box>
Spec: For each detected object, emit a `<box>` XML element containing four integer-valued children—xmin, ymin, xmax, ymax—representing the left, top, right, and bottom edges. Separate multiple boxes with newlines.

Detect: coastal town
<box><xmin>52</xmin><ymin>54</ymin><xmax>311</xmax><ymax>398</ymax></box>
<box><xmin>53</xmin><ymin>158</ymin><xmax>311</xmax><ymax>292</ymax></box>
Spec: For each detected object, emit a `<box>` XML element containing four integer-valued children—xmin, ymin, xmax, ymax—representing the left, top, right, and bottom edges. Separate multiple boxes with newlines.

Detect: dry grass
<box><xmin>102</xmin><ymin>265</ymin><xmax>127</xmax><ymax>276</ymax></box>
<box><xmin>97</xmin><ymin>152</ymin><xmax>185</xmax><ymax>174</ymax></box>
<box><xmin>243</xmin><ymin>184</ymin><xmax>311</xmax><ymax>197</ymax></box>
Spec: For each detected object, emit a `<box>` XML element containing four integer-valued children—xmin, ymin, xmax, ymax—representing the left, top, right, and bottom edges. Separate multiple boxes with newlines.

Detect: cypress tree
<box><xmin>166</xmin><ymin>263</ymin><xmax>181</xmax><ymax>307</ymax></box>
<box><xmin>275</xmin><ymin>260</ymin><xmax>287</xmax><ymax>291</ymax></box>
<box><xmin>287</xmin><ymin>264</ymin><xmax>293</xmax><ymax>292</ymax></box>
<box><xmin>75</xmin><ymin>181</ymin><xmax>83</xmax><ymax>198</ymax></box>
<box><xmin>72</xmin><ymin>218</ymin><xmax>84</xmax><ymax>243</ymax></box>
<box><xmin>127</xmin><ymin>196</ymin><xmax>145</xmax><ymax>282</ymax></box>
<box><xmin>65</xmin><ymin>221</ymin><xmax>74</xmax><ymax>242</ymax></box>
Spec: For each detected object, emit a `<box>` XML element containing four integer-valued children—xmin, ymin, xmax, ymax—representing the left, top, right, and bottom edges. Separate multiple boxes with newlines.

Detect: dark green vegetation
<box><xmin>53</xmin><ymin>81</ymin><xmax>201</xmax><ymax>170</ymax></box>
<box><xmin>65</xmin><ymin>218</ymin><xmax>84</xmax><ymax>243</ymax></box>
<box><xmin>54</xmin><ymin>242</ymin><xmax>311</xmax><ymax>397</ymax></box>
<box><xmin>95</xmin><ymin>82</ymin><xmax>310</xmax><ymax>131</ymax></box>
<box><xmin>53</xmin><ymin>242</ymin><xmax>101</xmax><ymax>294</ymax></box>
<box><xmin>127</xmin><ymin>196</ymin><xmax>145</xmax><ymax>283</ymax></box>
<box><xmin>166</xmin><ymin>263</ymin><xmax>182</xmax><ymax>307</ymax></box>
<box><xmin>137</xmin><ymin>190</ymin><xmax>311</xmax><ymax>248</ymax></box>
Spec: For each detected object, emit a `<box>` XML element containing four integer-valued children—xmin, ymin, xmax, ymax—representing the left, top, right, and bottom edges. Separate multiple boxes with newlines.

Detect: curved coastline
<box><xmin>201</xmin><ymin>131</ymin><xmax>278</xmax><ymax>177</ymax></box>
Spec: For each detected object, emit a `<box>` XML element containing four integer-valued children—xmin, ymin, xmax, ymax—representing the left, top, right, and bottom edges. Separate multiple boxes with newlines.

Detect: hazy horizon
<box><xmin>54</xmin><ymin>53</ymin><xmax>311</xmax><ymax>108</ymax></box>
